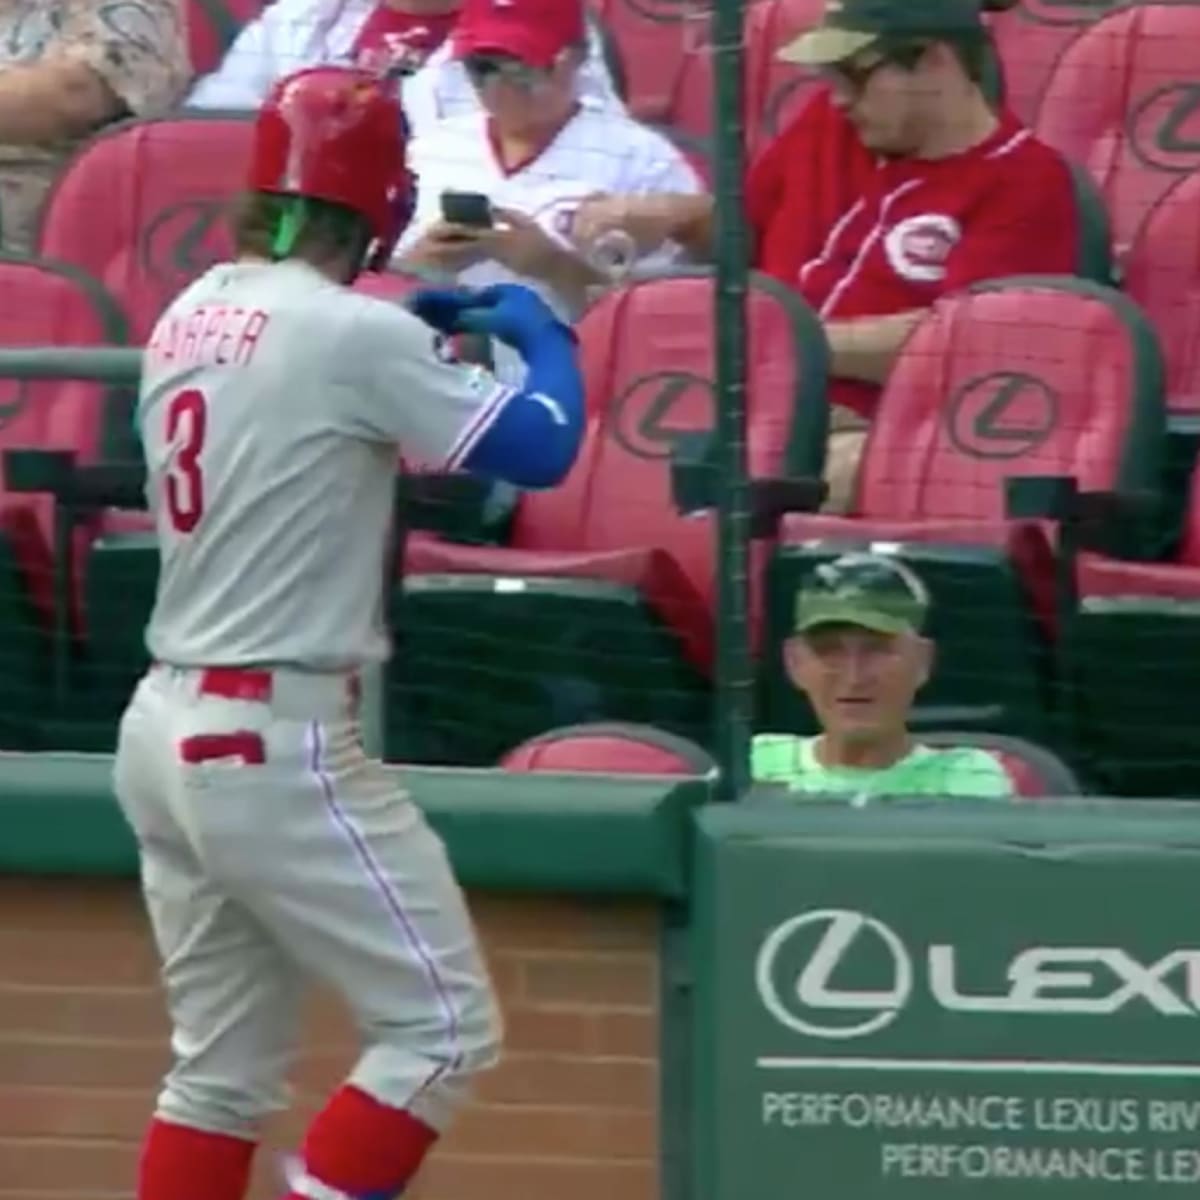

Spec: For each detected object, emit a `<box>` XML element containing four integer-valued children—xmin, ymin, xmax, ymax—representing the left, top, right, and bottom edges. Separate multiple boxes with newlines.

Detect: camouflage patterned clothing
<box><xmin>0</xmin><ymin>0</ymin><xmax>189</xmax><ymax>252</ymax></box>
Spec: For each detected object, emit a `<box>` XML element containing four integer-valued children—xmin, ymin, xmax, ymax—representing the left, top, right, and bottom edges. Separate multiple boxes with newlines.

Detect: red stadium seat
<box><xmin>0</xmin><ymin>256</ymin><xmax>130</xmax><ymax>746</ymax></box>
<box><xmin>352</xmin><ymin>270</ymin><xmax>429</xmax><ymax>305</ymax></box>
<box><xmin>1067</xmin><ymin>460</ymin><xmax>1200</xmax><ymax>795</ymax></box>
<box><xmin>588</xmin><ymin>0</ymin><xmax>710</xmax><ymax>121</ymax></box>
<box><xmin>743</xmin><ymin>0</ymin><xmax>824</xmax><ymax>164</ymax></box>
<box><xmin>1033</xmin><ymin>3</ymin><xmax>1200</xmax><ymax>264</ymax></box>
<box><xmin>500</xmin><ymin>720</ymin><xmax>716</xmax><ymax>774</ymax></box>
<box><xmin>1124</xmin><ymin>167</ymin><xmax>1200</xmax><ymax>413</ymax></box>
<box><xmin>186</xmin><ymin>0</ymin><xmax>266</xmax><ymax>76</ymax></box>
<box><xmin>388</xmin><ymin>269</ymin><xmax>830</xmax><ymax>767</ymax></box>
<box><xmin>36</xmin><ymin>113</ymin><xmax>254</xmax><ymax>343</ymax></box>
<box><xmin>659</xmin><ymin>40</ymin><xmax>714</xmax><ymax>177</ymax></box>
<box><xmin>659</xmin><ymin>0</ymin><xmax>830</xmax><ymax>177</ymax></box>
<box><xmin>763</xmin><ymin>276</ymin><xmax>1167</xmax><ymax>746</ymax></box>
<box><xmin>921</xmin><ymin>730</ymin><xmax>1085</xmax><ymax>797</ymax></box>
<box><xmin>987</xmin><ymin>0</ymin><xmax>1127</xmax><ymax>125</ymax></box>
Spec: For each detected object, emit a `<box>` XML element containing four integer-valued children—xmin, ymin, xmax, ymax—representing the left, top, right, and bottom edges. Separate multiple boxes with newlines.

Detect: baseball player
<box><xmin>112</xmin><ymin>65</ymin><xmax>585</xmax><ymax>1200</ymax></box>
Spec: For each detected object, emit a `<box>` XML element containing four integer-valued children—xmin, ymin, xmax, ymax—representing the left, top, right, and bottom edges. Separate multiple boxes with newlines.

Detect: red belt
<box><xmin>155</xmin><ymin>665</ymin><xmax>360</xmax><ymax>707</ymax></box>
<box><xmin>194</xmin><ymin>667</ymin><xmax>274</xmax><ymax>703</ymax></box>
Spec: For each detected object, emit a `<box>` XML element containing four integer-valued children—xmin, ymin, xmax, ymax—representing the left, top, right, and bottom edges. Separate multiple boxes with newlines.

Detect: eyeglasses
<box><xmin>462</xmin><ymin>53</ymin><xmax>549</xmax><ymax>89</ymax></box>
<box><xmin>822</xmin><ymin>53</ymin><xmax>889</xmax><ymax>94</ymax></box>
<box><xmin>821</xmin><ymin>40</ymin><xmax>932</xmax><ymax>96</ymax></box>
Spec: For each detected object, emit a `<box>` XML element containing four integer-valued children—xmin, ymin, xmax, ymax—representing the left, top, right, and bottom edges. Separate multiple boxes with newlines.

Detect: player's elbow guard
<box><xmin>461</xmin><ymin>329</ymin><xmax>585</xmax><ymax>489</ymax></box>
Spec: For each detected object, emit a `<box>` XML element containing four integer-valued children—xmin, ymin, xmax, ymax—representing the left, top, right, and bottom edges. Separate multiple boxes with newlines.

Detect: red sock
<box><xmin>285</xmin><ymin>1085</ymin><xmax>437</xmax><ymax>1199</ymax></box>
<box><xmin>138</xmin><ymin>1117</ymin><xmax>256</xmax><ymax>1200</ymax></box>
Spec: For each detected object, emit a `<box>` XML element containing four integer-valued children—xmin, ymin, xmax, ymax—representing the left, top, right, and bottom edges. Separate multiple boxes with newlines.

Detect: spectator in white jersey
<box><xmin>184</xmin><ymin>0</ymin><xmax>624</xmax><ymax>137</ymax></box>
<box><xmin>753</xmin><ymin>553</ymin><xmax>1013</xmax><ymax>800</ymax></box>
<box><xmin>392</xmin><ymin>0</ymin><xmax>702</xmax><ymax>325</ymax></box>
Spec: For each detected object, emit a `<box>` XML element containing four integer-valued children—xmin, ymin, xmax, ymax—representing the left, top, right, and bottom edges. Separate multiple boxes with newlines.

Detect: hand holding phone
<box><xmin>440</xmin><ymin>190</ymin><xmax>494</xmax><ymax>229</ymax></box>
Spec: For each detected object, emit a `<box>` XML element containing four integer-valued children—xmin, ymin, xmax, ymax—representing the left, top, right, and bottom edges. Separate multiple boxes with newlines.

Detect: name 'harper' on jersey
<box><xmin>146</xmin><ymin>303</ymin><xmax>272</xmax><ymax>369</ymax></box>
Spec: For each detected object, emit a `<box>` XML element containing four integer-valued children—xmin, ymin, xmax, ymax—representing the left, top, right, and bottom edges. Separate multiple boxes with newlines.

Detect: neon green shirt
<box><xmin>751</xmin><ymin>734</ymin><xmax>1014</xmax><ymax>801</ymax></box>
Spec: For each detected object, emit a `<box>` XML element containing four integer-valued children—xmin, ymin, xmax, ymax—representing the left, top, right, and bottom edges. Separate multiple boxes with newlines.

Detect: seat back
<box><xmin>662</xmin><ymin>40</ymin><xmax>714</xmax><ymax>169</ymax></box>
<box><xmin>500</xmin><ymin>719</ymin><xmax>716</xmax><ymax>774</ymax></box>
<box><xmin>1124</xmin><ymin>167</ymin><xmax>1200</xmax><ymax>413</ymax></box>
<box><xmin>36</xmin><ymin>113</ymin><xmax>255</xmax><ymax>343</ymax></box>
<box><xmin>989</xmin><ymin>0</ymin><xmax>1127</xmax><ymax>124</ymax></box>
<box><xmin>1033</xmin><ymin>3</ymin><xmax>1200</xmax><ymax>260</ymax></box>
<box><xmin>857</xmin><ymin>277</ymin><xmax>1166</xmax><ymax>520</ymax></box>
<box><xmin>519</xmin><ymin>270</ymin><xmax>828</xmax><ymax>620</ymax></box>
<box><xmin>0</xmin><ymin>256</ymin><xmax>129</xmax><ymax>468</ymax></box>
<box><xmin>186</xmin><ymin>0</ymin><xmax>257</xmax><ymax>75</ymax></box>
<box><xmin>743</xmin><ymin>0</ymin><xmax>825</xmax><ymax>163</ymax></box>
<box><xmin>1171</xmin><ymin>454</ymin><xmax>1200</xmax><ymax>564</ymax></box>
<box><xmin>588</xmin><ymin>0</ymin><xmax>710</xmax><ymax>120</ymax></box>
<box><xmin>0</xmin><ymin>257</ymin><xmax>130</xmax><ymax>616</ymax></box>
<box><xmin>921</xmin><ymin>730</ymin><xmax>1084</xmax><ymax>797</ymax></box>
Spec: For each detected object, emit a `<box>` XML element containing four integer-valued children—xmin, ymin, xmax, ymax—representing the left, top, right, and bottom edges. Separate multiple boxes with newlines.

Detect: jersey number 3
<box><xmin>165</xmin><ymin>388</ymin><xmax>207</xmax><ymax>533</ymax></box>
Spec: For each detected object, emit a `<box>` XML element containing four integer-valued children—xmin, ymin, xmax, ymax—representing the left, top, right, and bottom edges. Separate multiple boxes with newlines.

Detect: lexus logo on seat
<box><xmin>755</xmin><ymin>908</ymin><xmax>913</xmax><ymax>1039</ymax></box>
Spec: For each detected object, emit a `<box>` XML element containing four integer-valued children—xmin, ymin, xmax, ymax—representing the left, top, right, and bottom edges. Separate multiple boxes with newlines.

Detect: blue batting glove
<box><xmin>452</xmin><ymin>283</ymin><xmax>574</xmax><ymax>355</ymax></box>
<box><xmin>406</xmin><ymin>286</ymin><xmax>479</xmax><ymax>335</ymax></box>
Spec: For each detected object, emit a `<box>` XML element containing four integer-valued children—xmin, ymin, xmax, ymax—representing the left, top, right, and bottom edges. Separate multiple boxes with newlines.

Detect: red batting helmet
<box><xmin>248</xmin><ymin>66</ymin><xmax>414</xmax><ymax>270</ymax></box>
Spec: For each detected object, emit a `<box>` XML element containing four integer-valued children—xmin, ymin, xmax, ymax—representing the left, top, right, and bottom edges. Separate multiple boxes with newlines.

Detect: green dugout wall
<box><xmin>7</xmin><ymin>759</ymin><xmax>1200</xmax><ymax>1197</ymax></box>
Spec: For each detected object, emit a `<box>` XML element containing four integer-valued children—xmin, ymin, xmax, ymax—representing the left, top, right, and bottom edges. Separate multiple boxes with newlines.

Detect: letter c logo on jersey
<box><xmin>883</xmin><ymin>214</ymin><xmax>961</xmax><ymax>284</ymax></box>
<box><xmin>756</xmin><ymin>909</ymin><xmax>913</xmax><ymax>1040</ymax></box>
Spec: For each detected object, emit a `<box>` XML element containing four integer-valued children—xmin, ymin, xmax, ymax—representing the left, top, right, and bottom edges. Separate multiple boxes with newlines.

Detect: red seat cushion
<box><xmin>37</xmin><ymin>115</ymin><xmax>254</xmax><ymax>344</ymax></box>
<box><xmin>405</xmin><ymin>531</ymin><xmax>713</xmax><ymax>671</ymax></box>
<box><xmin>1033</xmin><ymin>4</ymin><xmax>1200</xmax><ymax>260</ymax></box>
<box><xmin>1076</xmin><ymin>551</ymin><xmax>1200</xmax><ymax>600</ymax></box>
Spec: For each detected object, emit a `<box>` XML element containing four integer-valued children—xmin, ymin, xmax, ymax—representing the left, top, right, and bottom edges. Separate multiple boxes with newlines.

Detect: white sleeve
<box><xmin>185</xmin><ymin>0</ymin><xmax>305</xmax><ymax>110</ymax></box>
<box><xmin>631</xmin><ymin>131</ymin><xmax>705</xmax><ymax>197</ymax></box>
<box><xmin>336</xmin><ymin>297</ymin><xmax>515</xmax><ymax>469</ymax></box>
<box><xmin>625</xmin><ymin>131</ymin><xmax>706</xmax><ymax>270</ymax></box>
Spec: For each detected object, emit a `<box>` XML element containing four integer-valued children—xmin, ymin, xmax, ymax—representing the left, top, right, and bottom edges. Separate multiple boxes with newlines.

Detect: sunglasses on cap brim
<box><xmin>462</xmin><ymin>53</ymin><xmax>552</xmax><ymax>86</ymax></box>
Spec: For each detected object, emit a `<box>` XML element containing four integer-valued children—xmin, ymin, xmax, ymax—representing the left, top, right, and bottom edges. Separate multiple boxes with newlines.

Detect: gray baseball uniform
<box><xmin>112</xmin><ymin>257</ymin><xmax>506</xmax><ymax>1142</ymax></box>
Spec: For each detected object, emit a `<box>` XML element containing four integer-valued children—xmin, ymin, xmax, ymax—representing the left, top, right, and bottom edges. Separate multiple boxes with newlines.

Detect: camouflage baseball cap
<box><xmin>777</xmin><ymin>0</ymin><xmax>986</xmax><ymax>67</ymax></box>
<box><xmin>793</xmin><ymin>553</ymin><xmax>930</xmax><ymax>636</ymax></box>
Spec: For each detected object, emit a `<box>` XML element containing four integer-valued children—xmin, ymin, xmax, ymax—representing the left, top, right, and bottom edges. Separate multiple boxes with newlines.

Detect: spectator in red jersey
<box><xmin>570</xmin><ymin>0</ymin><xmax>1079</xmax><ymax>511</ymax></box>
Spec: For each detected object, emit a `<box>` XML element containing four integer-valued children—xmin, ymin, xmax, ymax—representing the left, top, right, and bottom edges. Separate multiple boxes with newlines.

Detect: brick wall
<box><xmin>0</xmin><ymin>878</ymin><xmax>659</xmax><ymax>1200</ymax></box>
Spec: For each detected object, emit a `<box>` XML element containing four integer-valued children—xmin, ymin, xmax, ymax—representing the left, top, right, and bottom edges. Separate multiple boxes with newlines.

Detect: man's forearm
<box><xmin>824</xmin><ymin>310</ymin><xmax>926</xmax><ymax>385</ymax></box>
<box><xmin>540</xmin><ymin>247</ymin><xmax>606</xmax><ymax>313</ymax></box>
<box><xmin>0</xmin><ymin>60</ymin><xmax>122</xmax><ymax>144</ymax></box>
<box><xmin>667</xmin><ymin>194</ymin><xmax>715</xmax><ymax>258</ymax></box>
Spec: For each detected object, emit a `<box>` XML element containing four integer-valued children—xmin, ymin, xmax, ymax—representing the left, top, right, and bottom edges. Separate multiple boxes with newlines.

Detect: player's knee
<box><xmin>157</xmin><ymin>1072</ymin><xmax>289</xmax><ymax>1140</ymax></box>
<box><xmin>465</xmin><ymin>972</ymin><xmax>504</xmax><ymax>1071</ymax></box>
<box><xmin>355</xmin><ymin>974</ymin><xmax>503</xmax><ymax>1130</ymax></box>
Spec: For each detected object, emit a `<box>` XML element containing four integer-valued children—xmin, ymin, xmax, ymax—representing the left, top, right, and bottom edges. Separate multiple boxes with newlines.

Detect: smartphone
<box><xmin>440</xmin><ymin>190</ymin><xmax>494</xmax><ymax>229</ymax></box>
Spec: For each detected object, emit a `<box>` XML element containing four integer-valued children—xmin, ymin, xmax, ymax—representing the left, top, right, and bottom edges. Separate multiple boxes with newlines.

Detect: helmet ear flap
<box><xmin>362</xmin><ymin>172</ymin><xmax>417</xmax><ymax>273</ymax></box>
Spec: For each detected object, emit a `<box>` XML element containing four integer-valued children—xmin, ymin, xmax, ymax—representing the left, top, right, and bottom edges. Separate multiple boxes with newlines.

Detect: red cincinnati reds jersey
<box><xmin>747</xmin><ymin>89</ymin><xmax>1079</xmax><ymax>417</ymax></box>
